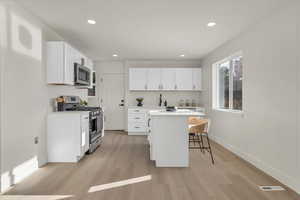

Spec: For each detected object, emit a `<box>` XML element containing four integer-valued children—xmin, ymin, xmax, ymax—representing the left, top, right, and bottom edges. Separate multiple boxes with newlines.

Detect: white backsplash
<box><xmin>47</xmin><ymin>85</ymin><xmax>88</xmax><ymax>112</ymax></box>
<box><xmin>127</xmin><ymin>91</ymin><xmax>202</xmax><ymax>107</ymax></box>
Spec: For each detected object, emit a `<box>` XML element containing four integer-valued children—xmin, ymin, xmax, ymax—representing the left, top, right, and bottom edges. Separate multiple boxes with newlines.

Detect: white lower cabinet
<box><xmin>47</xmin><ymin>111</ymin><xmax>90</xmax><ymax>163</ymax></box>
<box><xmin>127</xmin><ymin>108</ymin><xmax>148</xmax><ymax>135</ymax></box>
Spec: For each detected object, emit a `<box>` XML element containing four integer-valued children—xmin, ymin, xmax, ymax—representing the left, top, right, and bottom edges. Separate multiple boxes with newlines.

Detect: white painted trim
<box><xmin>210</xmin><ymin>135</ymin><xmax>300</xmax><ymax>194</ymax></box>
<box><xmin>0</xmin><ymin>2</ymin><xmax>6</xmax><ymax>192</ymax></box>
<box><xmin>212</xmin><ymin>51</ymin><xmax>243</xmax><ymax>112</ymax></box>
<box><xmin>212</xmin><ymin>108</ymin><xmax>244</xmax><ymax>115</ymax></box>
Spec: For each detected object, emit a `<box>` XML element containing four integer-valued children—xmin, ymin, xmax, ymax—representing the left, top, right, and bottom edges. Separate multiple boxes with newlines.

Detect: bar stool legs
<box><xmin>204</xmin><ymin>133</ymin><xmax>214</xmax><ymax>164</ymax></box>
<box><xmin>189</xmin><ymin>132</ymin><xmax>215</xmax><ymax>164</ymax></box>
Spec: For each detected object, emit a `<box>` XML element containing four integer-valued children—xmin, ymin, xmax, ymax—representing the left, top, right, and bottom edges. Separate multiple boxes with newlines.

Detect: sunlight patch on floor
<box><xmin>88</xmin><ymin>175</ymin><xmax>152</xmax><ymax>193</ymax></box>
<box><xmin>0</xmin><ymin>195</ymin><xmax>74</xmax><ymax>200</ymax></box>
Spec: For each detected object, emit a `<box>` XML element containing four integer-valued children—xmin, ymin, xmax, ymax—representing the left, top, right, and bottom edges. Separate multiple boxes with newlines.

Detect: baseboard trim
<box><xmin>210</xmin><ymin>135</ymin><xmax>300</xmax><ymax>194</ymax></box>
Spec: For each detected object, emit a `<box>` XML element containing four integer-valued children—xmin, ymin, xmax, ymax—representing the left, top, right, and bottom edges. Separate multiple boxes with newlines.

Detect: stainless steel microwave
<box><xmin>74</xmin><ymin>63</ymin><xmax>91</xmax><ymax>85</ymax></box>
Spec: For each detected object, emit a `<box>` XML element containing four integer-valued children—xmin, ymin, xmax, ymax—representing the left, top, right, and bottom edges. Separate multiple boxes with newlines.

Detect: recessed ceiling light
<box><xmin>87</xmin><ymin>19</ymin><xmax>96</xmax><ymax>25</ymax></box>
<box><xmin>112</xmin><ymin>54</ymin><xmax>118</xmax><ymax>57</ymax></box>
<box><xmin>180</xmin><ymin>54</ymin><xmax>185</xmax><ymax>57</ymax></box>
<box><xmin>207</xmin><ymin>22</ymin><xmax>216</xmax><ymax>27</ymax></box>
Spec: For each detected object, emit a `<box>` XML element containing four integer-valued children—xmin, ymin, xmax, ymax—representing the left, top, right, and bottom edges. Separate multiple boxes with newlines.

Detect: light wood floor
<box><xmin>2</xmin><ymin>131</ymin><xmax>300</xmax><ymax>200</ymax></box>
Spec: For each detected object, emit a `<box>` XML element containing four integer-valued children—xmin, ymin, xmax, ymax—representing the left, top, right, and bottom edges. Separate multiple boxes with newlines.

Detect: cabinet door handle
<box><xmin>161</xmin><ymin>84</ymin><xmax>163</xmax><ymax>89</ymax></box>
<box><xmin>135</xmin><ymin>117</ymin><xmax>140</xmax><ymax>119</ymax></box>
<box><xmin>134</xmin><ymin>126</ymin><xmax>140</xmax><ymax>128</ymax></box>
<box><xmin>144</xmin><ymin>84</ymin><xmax>148</xmax><ymax>90</ymax></box>
<box><xmin>175</xmin><ymin>85</ymin><xmax>177</xmax><ymax>90</ymax></box>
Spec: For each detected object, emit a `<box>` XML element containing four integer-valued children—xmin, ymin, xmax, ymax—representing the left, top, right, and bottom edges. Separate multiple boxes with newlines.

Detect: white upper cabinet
<box><xmin>47</xmin><ymin>42</ymin><xmax>65</xmax><ymax>84</ymax></box>
<box><xmin>129</xmin><ymin>67</ymin><xmax>202</xmax><ymax>91</ymax></box>
<box><xmin>175</xmin><ymin>68</ymin><xmax>193</xmax><ymax>90</ymax></box>
<box><xmin>47</xmin><ymin>41</ymin><xmax>93</xmax><ymax>85</ymax></box>
<box><xmin>64</xmin><ymin>43</ymin><xmax>75</xmax><ymax>85</ymax></box>
<box><xmin>161</xmin><ymin>68</ymin><xmax>176</xmax><ymax>90</ymax></box>
<box><xmin>147</xmin><ymin>68</ymin><xmax>161</xmax><ymax>90</ymax></box>
<box><xmin>129</xmin><ymin>68</ymin><xmax>148</xmax><ymax>90</ymax></box>
<box><xmin>47</xmin><ymin>41</ymin><xmax>75</xmax><ymax>85</ymax></box>
<box><xmin>192</xmin><ymin>68</ymin><xmax>202</xmax><ymax>90</ymax></box>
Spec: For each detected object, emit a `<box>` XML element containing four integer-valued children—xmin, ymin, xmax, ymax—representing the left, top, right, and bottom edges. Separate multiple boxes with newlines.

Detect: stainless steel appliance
<box><xmin>56</xmin><ymin>96</ymin><xmax>103</xmax><ymax>153</ymax></box>
<box><xmin>88</xmin><ymin>71</ymin><xmax>96</xmax><ymax>97</ymax></box>
<box><xmin>74</xmin><ymin>63</ymin><xmax>91</xmax><ymax>86</ymax></box>
<box><xmin>76</xmin><ymin>106</ymin><xmax>103</xmax><ymax>153</ymax></box>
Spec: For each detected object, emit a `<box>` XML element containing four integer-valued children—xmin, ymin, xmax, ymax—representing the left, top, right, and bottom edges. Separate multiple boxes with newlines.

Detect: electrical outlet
<box><xmin>34</xmin><ymin>136</ymin><xmax>39</xmax><ymax>144</ymax></box>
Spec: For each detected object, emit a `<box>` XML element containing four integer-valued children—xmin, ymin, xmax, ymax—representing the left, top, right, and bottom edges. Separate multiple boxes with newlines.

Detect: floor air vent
<box><xmin>259</xmin><ymin>186</ymin><xmax>285</xmax><ymax>191</ymax></box>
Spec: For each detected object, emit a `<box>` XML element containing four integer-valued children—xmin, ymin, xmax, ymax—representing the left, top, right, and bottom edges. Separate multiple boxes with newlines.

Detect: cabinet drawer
<box><xmin>128</xmin><ymin>113</ymin><xmax>146</xmax><ymax>122</ymax></box>
<box><xmin>128</xmin><ymin>108</ymin><xmax>147</xmax><ymax>114</ymax></box>
<box><xmin>128</xmin><ymin>122</ymin><xmax>147</xmax><ymax>132</ymax></box>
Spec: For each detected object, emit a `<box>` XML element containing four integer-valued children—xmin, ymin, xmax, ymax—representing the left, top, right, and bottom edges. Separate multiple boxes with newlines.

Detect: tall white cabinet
<box><xmin>129</xmin><ymin>68</ymin><xmax>202</xmax><ymax>91</ymax></box>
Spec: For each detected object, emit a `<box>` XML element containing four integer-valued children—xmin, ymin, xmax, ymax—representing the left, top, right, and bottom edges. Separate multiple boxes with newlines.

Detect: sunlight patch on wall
<box><xmin>0</xmin><ymin>195</ymin><xmax>74</xmax><ymax>200</ymax></box>
<box><xmin>0</xmin><ymin>3</ymin><xmax>7</xmax><ymax>49</ymax></box>
<box><xmin>88</xmin><ymin>175</ymin><xmax>152</xmax><ymax>193</ymax></box>
<box><xmin>11</xmin><ymin>12</ymin><xmax>41</xmax><ymax>61</ymax></box>
<box><xmin>1</xmin><ymin>156</ymin><xmax>38</xmax><ymax>192</ymax></box>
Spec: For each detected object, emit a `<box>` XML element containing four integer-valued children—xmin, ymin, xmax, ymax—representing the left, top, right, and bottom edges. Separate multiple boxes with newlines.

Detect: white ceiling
<box><xmin>15</xmin><ymin>0</ymin><xmax>289</xmax><ymax>60</ymax></box>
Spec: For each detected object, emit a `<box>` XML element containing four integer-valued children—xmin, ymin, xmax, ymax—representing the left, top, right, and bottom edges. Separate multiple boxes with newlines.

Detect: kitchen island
<box><xmin>148</xmin><ymin>110</ymin><xmax>205</xmax><ymax>167</ymax></box>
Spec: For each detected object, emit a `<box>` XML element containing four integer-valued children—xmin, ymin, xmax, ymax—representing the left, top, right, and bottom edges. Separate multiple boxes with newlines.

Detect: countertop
<box><xmin>127</xmin><ymin>105</ymin><xmax>205</xmax><ymax>110</ymax></box>
<box><xmin>48</xmin><ymin>111</ymin><xmax>90</xmax><ymax>115</ymax></box>
<box><xmin>149</xmin><ymin>110</ymin><xmax>205</xmax><ymax>116</ymax></box>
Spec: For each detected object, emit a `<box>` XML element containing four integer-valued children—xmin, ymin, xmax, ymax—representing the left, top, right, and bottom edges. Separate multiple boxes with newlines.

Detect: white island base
<box><xmin>149</xmin><ymin>110</ymin><xmax>205</xmax><ymax>167</ymax></box>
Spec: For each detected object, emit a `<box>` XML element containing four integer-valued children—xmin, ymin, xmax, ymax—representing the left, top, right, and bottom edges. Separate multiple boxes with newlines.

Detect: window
<box><xmin>213</xmin><ymin>52</ymin><xmax>243</xmax><ymax>112</ymax></box>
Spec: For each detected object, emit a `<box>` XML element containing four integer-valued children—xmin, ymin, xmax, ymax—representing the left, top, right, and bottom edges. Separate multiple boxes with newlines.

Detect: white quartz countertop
<box><xmin>48</xmin><ymin>111</ymin><xmax>90</xmax><ymax>115</ymax></box>
<box><xmin>149</xmin><ymin>110</ymin><xmax>205</xmax><ymax>116</ymax></box>
<box><xmin>127</xmin><ymin>105</ymin><xmax>205</xmax><ymax>110</ymax></box>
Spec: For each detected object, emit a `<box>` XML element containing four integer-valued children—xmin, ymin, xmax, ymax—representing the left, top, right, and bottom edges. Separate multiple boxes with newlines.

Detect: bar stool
<box><xmin>188</xmin><ymin>117</ymin><xmax>214</xmax><ymax>164</ymax></box>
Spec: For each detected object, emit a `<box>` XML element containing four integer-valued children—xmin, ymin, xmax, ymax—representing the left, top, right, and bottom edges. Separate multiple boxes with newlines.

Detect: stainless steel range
<box><xmin>56</xmin><ymin>96</ymin><xmax>103</xmax><ymax>153</ymax></box>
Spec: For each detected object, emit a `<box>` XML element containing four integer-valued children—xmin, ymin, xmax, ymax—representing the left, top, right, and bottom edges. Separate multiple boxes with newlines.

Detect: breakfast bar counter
<box><xmin>148</xmin><ymin>110</ymin><xmax>205</xmax><ymax>167</ymax></box>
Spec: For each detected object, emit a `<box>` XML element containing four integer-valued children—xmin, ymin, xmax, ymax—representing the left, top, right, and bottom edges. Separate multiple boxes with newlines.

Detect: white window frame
<box><xmin>212</xmin><ymin>51</ymin><xmax>243</xmax><ymax>113</ymax></box>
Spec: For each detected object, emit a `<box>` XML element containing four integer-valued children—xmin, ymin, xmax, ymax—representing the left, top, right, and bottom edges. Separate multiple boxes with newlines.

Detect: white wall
<box><xmin>0</xmin><ymin>1</ymin><xmax>88</xmax><ymax>192</ymax></box>
<box><xmin>201</xmin><ymin>1</ymin><xmax>300</xmax><ymax>193</ymax></box>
